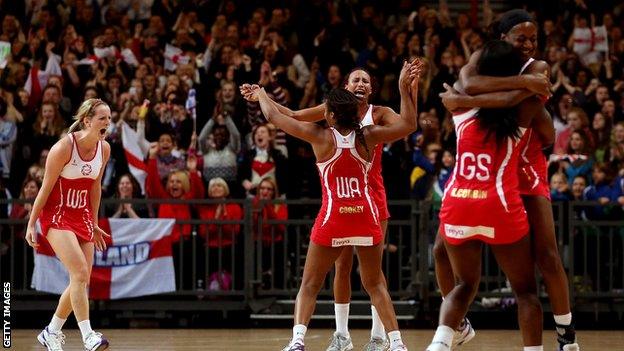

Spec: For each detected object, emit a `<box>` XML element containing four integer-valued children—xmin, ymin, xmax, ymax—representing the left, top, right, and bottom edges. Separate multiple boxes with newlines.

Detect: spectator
<box><xmin>152</xmin><ymin>132</ymin><xmax>186</xmax><ymax>181</ymax></box>
<box><xmin>197</xmin><ymin>177</ymin><xmax>243</xmax><ymax>290</ymax></box>
<box><xmin>568</xmin><ymin>175</ymin><xmax>589</xmax><ymax>222</ymax></box>
<box><xmin>551</xmin><ymin>93</ymin><xmax>573</xmax><ymax>137</ymax></box>
<box><xmin>105</xmin><ymin>173</ymin><xmax>151</xmax><ymax>218</ymax></box>
<box><xmin>29</xmin><ymin>102</ymin><xmax>64</xmax><ymax>165</ymax></box>
<box><xmin>198</xmin><ymin>177</ymin><xmax>243</xmax><ymax>249</ymax></box>
<box><xmin>591</xmin><ymin>112</ymin><xmax>612</xmax><ymax>163</ymax></box>
<box><xmin>252</xmin><ymin>176</ymin><xmax>288</xmax><ymax>288</ymax></box>
<box><xmin>198</xmin><ymin>113</ymin><xmax>240</xmax><ymax>192</ymax></box>
<box><xmin>9</xmin><ymin>177</ymin><xmax>40</xmax><ymax>226</ymax></box>
<box><xmin>238</xmin><ymin>123</ymin><xmax>288</xmax><ymax>197</ymax></box>
<box><xmin>146</xmin><ymin>143</ymin><xmax>204</xmax><ymax>242</ymax></box>
<box><xmin>0</xmin><ymin>97</ymin><xmax>17</xmax><ymax>179</ymax></box>
<box><xmin>212</xmin><ymin>81</ymin><xmax>248</xmax><ymax>137</ymax></box>
<box><xmin>432</xmin><ymin>149</ymin><xmax>455</xmax><ymax>210</ymax></box>
<box><xmin>560</xmin><ymin>130</ymin><xmax>595</xmax><ymax>186</ymax></box>
<box><xmin>554</xmin><ymin>107</ymin><xmax>592</xmax><ymax>155</ymax></box>
<box><xmin>583</xmin><ymin>163</ymin><xmax>618</xmax><ymax>219</ymax></box>
<box><xmin>550</xmin><ymin>172</ymin><xmax>571</xmax><ymax>201</ymax></box>
<box><xmin>610</xmin><ymin>122</ymin><xmax>624</xmax><ymax>171</ymax></box>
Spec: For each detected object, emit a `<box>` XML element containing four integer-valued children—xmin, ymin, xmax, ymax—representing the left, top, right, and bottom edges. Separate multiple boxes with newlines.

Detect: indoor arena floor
<box><xmin>11</xmin><ymin>329</ymin><xmax>619</xmax><ymax>350</ymax></box>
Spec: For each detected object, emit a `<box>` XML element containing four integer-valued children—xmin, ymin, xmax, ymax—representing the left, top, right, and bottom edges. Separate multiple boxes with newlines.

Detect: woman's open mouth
<box><xmin>99</xmin><ymin>128</ymin><xmax>107</xmax><ymax>136</ymax></box>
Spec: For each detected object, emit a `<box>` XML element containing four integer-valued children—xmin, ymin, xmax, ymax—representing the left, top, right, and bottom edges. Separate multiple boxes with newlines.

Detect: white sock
<box><xmin>48</xmin><ymin>315</ymin><xmax>66</xmax><ymax>333</ymax></box>
<box><xmin>554</xmin><ymin>313</ymin><xmax>572</xmax><ymax>326</ymax></box>
<box><xmin>523</xmin><ymin>346</ymin><xmax>543</xmax><ymax>351</ymax></box>
<box><xmin>388</xmin><ymin>330</ymin><xmax>404</xmax><ymax>349</ymax></box>
<box><xmin>334</xmin><ymin>303</ymin><xmax>350</xmax><ymax>337</ymax></box>
<box><xmin>429</xmin><ymin>325</ymin><xmax>454</xmax><ymax>350</ymax></box>
<box><xmin>292</xmin><ymin>324</ymin><xmax>307</xmax><ymax>344</ymax></box>
<box><xmin>77</xmin><ymin>320</ymin><xmax>94</xmax><ymax>341</ymax></box>
<box><xmin>370</xmin><ymin>305</ymin><xmax>386</xmax><ymax>340</ymax></box>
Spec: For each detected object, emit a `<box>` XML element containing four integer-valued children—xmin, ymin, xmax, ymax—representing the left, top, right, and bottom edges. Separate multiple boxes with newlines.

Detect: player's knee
<box><xmin>300</xmin><ymin>276</ymin><xmax>324</xmax><ymax>295</ymax></box>
<box><xmin>360</xmin><ymin>274</ymin><xmax>384</xmax><ymax>295</ymax></box>
<box><xmin>515</xmin><ymin>292</ymin><xmax>541</xmax><ymax>310</ymax></box>
<box><xmin>70</xmin><ymin>266</ymin><xmax>90</xmax><ymax>285</ymax></box>
<box><xmin>510</xmin><ymin>278</ymin><xmax>538</xmax><ymax>297</ymax></box>
<box><xmin>456</xmin><ymin>278</ymin><xmax>479</xmax><ymax>294</ymax></box>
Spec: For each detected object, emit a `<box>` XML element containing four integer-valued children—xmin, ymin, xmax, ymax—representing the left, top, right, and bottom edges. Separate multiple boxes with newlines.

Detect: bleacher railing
<box><xmin>1</xmin><ymin>198</ymin><xmax>622</xmax><ymax>317</ymax></box>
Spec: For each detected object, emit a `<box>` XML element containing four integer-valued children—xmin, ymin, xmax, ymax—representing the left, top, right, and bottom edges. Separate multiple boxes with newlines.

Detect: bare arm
<box><xmin>241</xmin><ymin>83</ymin><xmax>326</xmax><ymax>122</ymax></box>
<box><xmin>26</xmin><ymin>138</ymin><xmax>71</xmax><ymax>229</ymax></box>
<box><xmin>256</xmin><ymin>88</ymin><xmax>325</xmax><ymax>145</ymax></box>
<box><xmin>460</xmin><ymin>51</ymin><xmax>549</xmax><ymax>96</ymax></box>
<box><xmin>365</xmin><ymin>61</ymin><xmax>421</xmax><ymax>145</ymax></box>
<box><xmin>223</xmin><ymin>115</ymin><xmax>241</xmax><ymax>154</ymax></box>
<box><xmin>533</xmin><ymin>107</ymin><xmax>555</xmax><ymax>146</ymax></box>
<box><xmin>24</xmin><ymin>138</ymin><xmax>72</xmax><ymax>247</ymax></box>
<box><xmin>197</xmin><ymin>117</ymin><xmax>215</xmax><ymax>154</ymax></box>
<box><xmin>522</xmin><ymin>60</ymin><xmax>555</xmax><ymax>145</ymax></box>
<box><xmin>272</xmin><ymin>99</ymin><xmax>326</xmax><ymax>122</ymax></box>
<box><xmin>439</xmin><ymin>83</ymin><xmax>534</xmax><ymax>111</ymax></box>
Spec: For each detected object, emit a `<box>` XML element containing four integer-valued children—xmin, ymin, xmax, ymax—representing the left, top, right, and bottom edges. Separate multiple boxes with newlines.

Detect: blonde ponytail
<box><xmin>68</xmin><ymin>98</ymin><xmax>108</xmax><ymax>133</ymax></box>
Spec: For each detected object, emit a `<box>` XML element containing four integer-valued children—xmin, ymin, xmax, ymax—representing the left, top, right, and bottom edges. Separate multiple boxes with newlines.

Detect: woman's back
<box><xmin>439</xmin><ymin>108</ymin><xmax>529</xmax><ymax>244</ymax></box>
<box><xmin>311</xmin><ymin>128</ymin><xmax>382</xmax><ymax>247</ymax></box>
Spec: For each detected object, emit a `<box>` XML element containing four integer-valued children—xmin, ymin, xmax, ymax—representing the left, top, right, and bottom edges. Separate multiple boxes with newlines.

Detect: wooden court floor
<box><xmin>10</xmin><ymin>328</ymin><xmax>619</xmax><ymax>350</ymax></box>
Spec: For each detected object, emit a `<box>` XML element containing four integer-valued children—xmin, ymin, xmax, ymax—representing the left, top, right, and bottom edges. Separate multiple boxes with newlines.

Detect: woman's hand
<box><xmin>438</xmin><ymin>83</ymin><xmax>462</xmax><ymax>111</ymax></box>
<box><xmin>25</xmin><ymin>224</ymin><xmax>39</xmax><ymax>248</ymax></box>
<box><xmin>243</xmin><ymin>179</ymin><xmax>253</xmax><ymax>191</ymax></box>
<box><xmin>92</xmin><ymin>225</ymin><xmax>110</xmax><ymax>251</ymax></box>
<box><xmin>239</xmin><ymin>84</ymin><xmax>261</xmax><ymax>102</ymax></box>
<box><xmin>148</xmin><ymin>142</ymin><xmax>159</xmax><ymax>159</ymax></box>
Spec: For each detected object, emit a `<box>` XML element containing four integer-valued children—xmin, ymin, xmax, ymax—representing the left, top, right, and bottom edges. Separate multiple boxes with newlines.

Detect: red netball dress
<box><xmin>360</xmin><ymin>104</ymin><xmax>390</xmax><ymax>221</ymax></box>
<box><xmin>439</xmin><ymin>108</ymin><xmax>529</xmax><ymax>245</ymax></box>
<box><xmin>517</xmin><ymin>58</ymin><xmax>551</xmax><ymax>199</ymax></box>
<box><xmin>310</xmin><ymin>128</ymin><xmax>382</xmax><ymax>247</ymax></box>
<box><xmin>39</xmin><ymin>133</ymin><xmax>103</xmax><ymax>242</ymax></box>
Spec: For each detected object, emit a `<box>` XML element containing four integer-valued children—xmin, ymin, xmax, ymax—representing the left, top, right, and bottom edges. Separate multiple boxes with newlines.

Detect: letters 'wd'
<box><xmin>65</xmin><ymin>189</ymin><xmax>88</xmax><ymax>209</ymax></box>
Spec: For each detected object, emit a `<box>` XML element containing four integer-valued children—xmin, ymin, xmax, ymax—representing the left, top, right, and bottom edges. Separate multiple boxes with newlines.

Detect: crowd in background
<box><xmin>1</xmin><ymin>0</ymin><xmax>624</xmax><ymax>289</ymax></box>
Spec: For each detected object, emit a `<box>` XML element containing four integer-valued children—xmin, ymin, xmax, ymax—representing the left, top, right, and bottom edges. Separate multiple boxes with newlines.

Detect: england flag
<box><xmin>32</xmin><ymin>218</ymin><xmax>176</xmax><ymax>299</ymax></box>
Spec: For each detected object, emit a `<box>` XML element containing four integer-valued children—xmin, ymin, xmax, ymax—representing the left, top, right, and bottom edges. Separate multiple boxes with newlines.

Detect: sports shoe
<box><xmin>83</xmin><ymin>331</ymin><xmax>109</xmax><ymax>351</ymax></box>
<box><xmin>561</xmin><ymin>343</ymin><xmax>580</xmax><ymax>351</ymax></box>
<box><xmin>425</xmin><ymin>342</ymin><xmax>450</xmax><ymax>351</ymax></box>
<box><xmin>389</xmin><ymin>345</ymin><xmax>408</xmax><ymax>351</ymax></box>
<box><xmin>326</xmin><ymin>332</ymin><xmax>354</xmax><ymax>351</ymax></box>
<box><xmin>37</xmin><ymin>327</ymin><xmax>66</xmax><ymax>351</ymax></box>
<box><xmin>557</xmin><ymin>323</ymin><xmax>579</xmax><ymax>351</ymax></box>
<box><xmin>363</xmin><ymin>336</ymin><xmax>390</xmax><ymax>351</ymax></box>
<box><xmin>452</xmin><ymin>317</ymin><xmax>476</xmax><ymax>347</ymax></box>
<box><xmin>282</xmin><ymin>341</ymin><xmax>305</xmax><ymax>351</ymax></box>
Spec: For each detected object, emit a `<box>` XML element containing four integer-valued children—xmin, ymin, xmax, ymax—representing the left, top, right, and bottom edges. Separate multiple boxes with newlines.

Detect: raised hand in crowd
<box><xmin>186</xmin><ymin>153</ymin><xmax>198</xmax><ymax>173</ymax></box>
<box><xmin>148</xmin><ymin>142</ymin><xmax>159</xmax><ymax>159</ymax></box>
<box><xmin>259</xmin><ymin>61</ymin><xmax>273</xmax><ymax>86</ymax></box>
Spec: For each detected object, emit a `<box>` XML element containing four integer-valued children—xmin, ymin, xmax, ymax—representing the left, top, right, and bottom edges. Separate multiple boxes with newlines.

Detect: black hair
<box><xmin>476</xmin><ymin>40</ymin><xmax>524</xmax><ymax>143</ymax></box>
<box><xmin>488</xmin><ymin>9</ymin><xmax>535</xmax><ymax>40</ymax></box>
<box><xmin>0</xmin><ymin>97</ymin><xmax>6</xmax><ymax>118</ymax></box>
<box><xmin>326</xmin><ymin>88</ymin><xmax>369</xmax><ymax>156</ymax></box>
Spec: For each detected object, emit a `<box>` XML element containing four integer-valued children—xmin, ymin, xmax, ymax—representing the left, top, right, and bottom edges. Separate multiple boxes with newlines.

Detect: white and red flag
<box><xmin>32</xmin><ymin>218</ymin><xmax>176</xmax><ymax>299</ymax></box>
<box><xmin>121</xmin><ymin>121</ymin><xmax>148</xmax><ymax>194</ymax></box>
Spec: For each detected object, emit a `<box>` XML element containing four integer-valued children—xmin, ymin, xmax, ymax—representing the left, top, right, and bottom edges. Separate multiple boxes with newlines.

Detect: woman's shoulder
<box><xmin>48</xmin><ymin>134</ymin><xmax>73</xmax><ymax>158</ymax></box>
